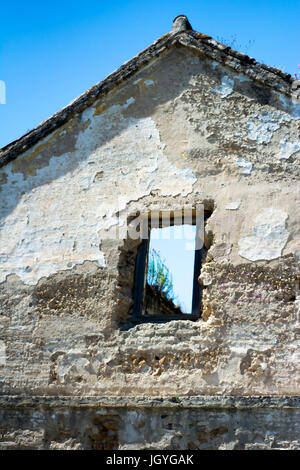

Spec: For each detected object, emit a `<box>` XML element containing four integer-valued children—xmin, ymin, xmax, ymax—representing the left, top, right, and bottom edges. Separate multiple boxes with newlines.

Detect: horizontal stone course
<box><xmin>1</xmin><ymin>395</ymin><xmax>300</xmax><ymax>410</ymax></box>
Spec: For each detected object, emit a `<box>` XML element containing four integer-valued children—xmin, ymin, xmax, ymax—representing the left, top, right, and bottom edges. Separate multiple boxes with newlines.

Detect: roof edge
<box><xmin>0</xmin><ymin>29</ymin><xmax>298</xmax><ymax>169</ymax></box>
<box><xmin>0</xmin><ymin>31</ymin><xmax>178</xmax><ymax>169</ymax></box>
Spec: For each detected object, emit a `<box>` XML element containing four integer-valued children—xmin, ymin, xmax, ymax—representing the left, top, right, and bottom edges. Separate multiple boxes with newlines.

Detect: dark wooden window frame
<box><xmin>132</xmin><ymin>212</ymin><xmax>206</xmax><ymax>323</ymax></box>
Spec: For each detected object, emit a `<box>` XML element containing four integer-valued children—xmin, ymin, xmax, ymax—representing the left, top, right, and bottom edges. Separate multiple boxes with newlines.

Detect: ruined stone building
<box><xmin>0</xmin><ymin>15</ymin><xmax>300</xmax><ymax>450</ymax></box>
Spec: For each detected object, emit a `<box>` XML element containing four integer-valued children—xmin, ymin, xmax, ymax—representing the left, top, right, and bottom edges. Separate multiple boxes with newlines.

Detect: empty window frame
<box><xmin>132</xmin><ymin>209</ymin><xmax>211</xmax><ymax>322</ymax></box>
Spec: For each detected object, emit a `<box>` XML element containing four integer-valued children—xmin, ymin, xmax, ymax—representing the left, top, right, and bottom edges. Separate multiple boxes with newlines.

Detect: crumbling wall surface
<box><xmin>0</xmin><ymin>397</ymin><xmax>300</xmax><ymax>450</ymax></box>
<box><xmin>0</xmin><ymin>46</ymin><xmax>300</xmax><ymax>399</ymax></box>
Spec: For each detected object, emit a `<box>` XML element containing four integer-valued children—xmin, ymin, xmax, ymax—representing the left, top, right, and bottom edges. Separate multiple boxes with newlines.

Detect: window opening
<box><xmin>132</xmin><ymin>209</ymin><xmax>212</xmax><ymax>322</ymax></box>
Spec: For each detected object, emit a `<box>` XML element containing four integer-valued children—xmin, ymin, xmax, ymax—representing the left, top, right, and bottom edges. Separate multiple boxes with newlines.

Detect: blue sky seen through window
<box><xmin>147</xmin><ymin>225</ymin><xmax>197</xmax><ymax>313</ymax></box>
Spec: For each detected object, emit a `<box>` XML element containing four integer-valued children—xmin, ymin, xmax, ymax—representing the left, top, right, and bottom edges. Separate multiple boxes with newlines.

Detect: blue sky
<box><xmin>1</xmin><ymin>0</ymin><xmax>299</xmax><ymax>148</ymax></box>
<box><xmin>148</xmin><ymin>226</ymin><xmax>196</xmax><ymax>313</ymax></box>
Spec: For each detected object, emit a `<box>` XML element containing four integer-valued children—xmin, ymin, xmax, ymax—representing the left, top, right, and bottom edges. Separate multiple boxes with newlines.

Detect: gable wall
<box><xmin>0</xmin><ymin>47</ymin><xmax>300</xmax><ymax>402</ymax></box>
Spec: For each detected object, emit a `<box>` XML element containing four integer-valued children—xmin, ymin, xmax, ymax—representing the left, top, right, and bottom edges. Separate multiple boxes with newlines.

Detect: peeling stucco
<box><xmin>56</xmin><ymin>350</ymin><xmax>99</xmax><ymax>385</ymax></box>
<box><xmin>236</xmin><ymin>158</ymin><xmax>252</xmax><ymax>175</ymax></box>
<box><xmin>134</xmin><ymin>78</ymin><xmax>155</xmax><ymax>88</ymax></box>
<box><xmin>274</xmin><ymin>91</ymin><xmax>300</xmax><ymax>120</ymax></box>
<box><xmin>214</xmin><ymin>76</ymin><xmax>234</xmax><ymax>98</ymax></box>
<box><xmin>278</xmin><ymin>138</ymin><xmax>300</xmax><ymax>160</ymax></box>
<box><xmin>247</xmin><ymin>111</ymin><xmax>291</xmax><ymax>144</ymax></box>
<box><xmin>238</xmin><ymin>208</ymin><xmax>289</xmax><ymax>261</ymax></box>
<box><xmin>0</xmin><ymin>89</ymin><xmax>196</xmax><ymax>285</ymax></box>
<box><xmin>225</xmin><ymin>201</ymin><xmax>241</xmax><ymax>210</ymax></box>
<box><xmin>236</xmin><ymin>74</ymin><xmax>251</xmax><ymax>83</ymax></box>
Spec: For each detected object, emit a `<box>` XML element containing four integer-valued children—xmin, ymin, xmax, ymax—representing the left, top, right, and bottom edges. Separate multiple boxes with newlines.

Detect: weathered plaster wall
<box><xmin>0</xmin><ymin>46</ymin><xmax>300</xmax><ymax>402</ymax></box>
